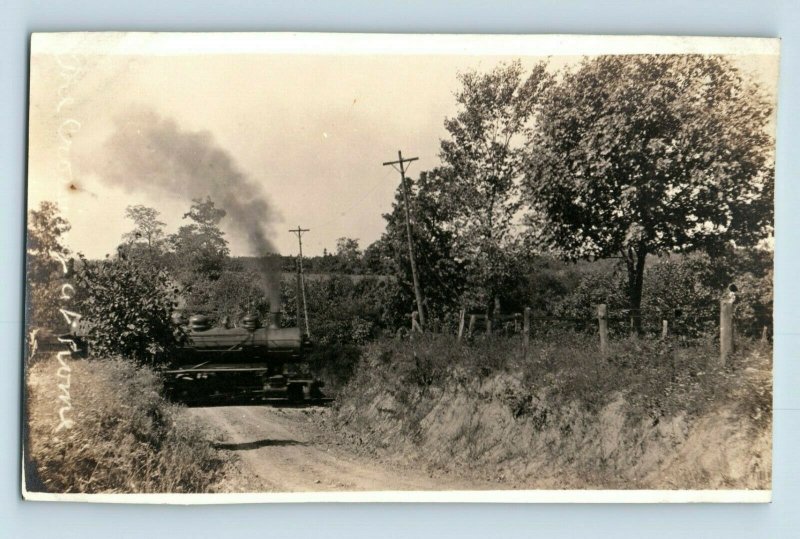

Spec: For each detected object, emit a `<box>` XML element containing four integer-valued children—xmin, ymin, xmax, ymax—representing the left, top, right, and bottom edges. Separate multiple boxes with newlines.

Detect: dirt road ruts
<box><xmin>187</xmin><ymin>404</ymin><xmax>487</xmax><ymax>492</ymax></box>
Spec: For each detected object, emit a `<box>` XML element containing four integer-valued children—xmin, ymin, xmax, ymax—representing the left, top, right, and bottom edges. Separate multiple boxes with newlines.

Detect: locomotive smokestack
<box><xmin>263</xmin><ymin>254</ymin><xmax>282</xmax><ymax>328</ymax></box>
<box><xmin>268</xmin><ymin>311</ymin><xmax>282</xmax><ymax>329</ymax></box>
<box><xmin>265</xmin><ymin>278</ymin><xmax>281</xmax><ymax>326</ymax></box>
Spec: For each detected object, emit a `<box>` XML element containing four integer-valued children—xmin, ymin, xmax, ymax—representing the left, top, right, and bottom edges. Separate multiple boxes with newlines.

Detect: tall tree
<box><xmin>122</xmin><ymin>205</ymin><xmax>166</xmax><ymax>251</ymax></box>
<box><xmin>378</xmin><ymin>169</ymin><xmax>467</xmax><ymax>325</ymax></box>
<box><xmin>437</xmin><ymin>60</ymin><xmax>552</xmax><ymax>319</ymax></box>
<box><xmin>26</xmin><ymin>201</ymin><xmax>72</xmax><ymax>330</ymax></box>
<box><xmin>334</xmin><ymin>237</ymin><xmax>362</xmax><ymax>273</ymax></box>
<box><xmin>167</xmin><ymin>197</ymin><xmax>230</xmax><ymax>282</ymax></box>
<box><xmin>523</xmin><ymin>55</ymin><xmax>774</xmax><ymax>328</ymax></box>
<box><xmin>362</xmin><ymin>241</ymin><xmax>394</xmax><ymax>275</ymax></box>
<box><xmin>120</xmin><ymin>204</ymin><xmax>167</xmax><ymax>266</ymax></box>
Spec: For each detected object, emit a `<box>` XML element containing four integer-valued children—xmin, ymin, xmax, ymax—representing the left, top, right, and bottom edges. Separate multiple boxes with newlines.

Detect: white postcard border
<box><xmin>31</xmin><ymin>32</ymin><xmax>780</xmax><ymax>58</ymax></box>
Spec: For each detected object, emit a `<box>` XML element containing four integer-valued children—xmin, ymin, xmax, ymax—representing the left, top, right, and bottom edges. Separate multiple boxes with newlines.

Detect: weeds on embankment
<box><xmin>25</xmin><ymin>356</ymin><xmax>231</xmax><ymax>494</ymax></box>
<box><xmin>330</xmin><ymin>333</ymin><xmax>772</xmax><ymax>489</ymax></box>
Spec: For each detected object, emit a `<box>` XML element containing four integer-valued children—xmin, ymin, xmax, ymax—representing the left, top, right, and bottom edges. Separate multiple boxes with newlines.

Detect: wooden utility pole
<box><xmin>295</xmin><ymin>260</ymin><xmax>303</xmax><ymax>331</ymax></box>
<box><xmin>289</xmin><ymin>226</ymin><xmax>311</xmax><ymax>336</ymax></box>
<box><xmin>383</xmin><ymin>150</ymin><xmax>426</xmax><ymax>329</ymax></box>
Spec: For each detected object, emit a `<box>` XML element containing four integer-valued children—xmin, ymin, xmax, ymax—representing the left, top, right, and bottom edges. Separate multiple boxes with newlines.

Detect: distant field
<box><xmin>280</xmin><ymin>272</ymin><xmax>393</xmax><ymax>283</ymax></box>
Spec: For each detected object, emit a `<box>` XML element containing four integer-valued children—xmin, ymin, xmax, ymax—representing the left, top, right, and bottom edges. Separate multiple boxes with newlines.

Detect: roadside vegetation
<box><xmin>328</xmin><ymin>334</ymin><xmax>771</xmax><ymax>489</ymax></box>
<box><xmin>25</xmin><ymin>355</ymin><xmax>232</xmax><ymax>493</ymax></box>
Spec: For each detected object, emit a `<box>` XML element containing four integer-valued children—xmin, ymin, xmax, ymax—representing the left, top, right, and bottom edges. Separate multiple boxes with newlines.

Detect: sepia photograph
<box><xmin>22</xmin><ymin>33</ymin><xmax>778</xmax><ymax>502</ymax></box>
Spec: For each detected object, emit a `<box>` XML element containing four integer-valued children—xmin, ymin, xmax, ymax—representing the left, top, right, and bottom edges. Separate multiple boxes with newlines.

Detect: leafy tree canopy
<box><xmin>334</xmin><ymin>237</ymin><xmax>362</xmax><ymax>273</ymax></box>
<box><xmin>27</xmin><ymin>200</ymin><xmax>71</xmax><ymax>279</ymax></box>
<box><xmin>120</xmin><ymin>204</ymin><xmax>167</xmax><ymax>267</ymax></box>
<box><xmin>436</xmin><ymin>60</ymin><xmax>553</xmax><ymax>316</ymax></box>
<box><xmin>377</xmin><ymin>170</ymin><xmax>467</xmax><ymax>324</ymax></box>
<box><xmin>167</xmin><ymin>197</ymin><xmax>230</xmax><ymax>281</ymax></box>
<box><xmin>523</xmin><ymin>55</ymin><xmax>774</xmax><ymax>317</ymax></box>
<box><xmin>26</xmin><ymin>201</ymin><xmax>72</xmax><ymax>330</ymax></box>
<box><xmin>122</xmin><ymin>205</ymin><xmax>166</xmax><ymax>249</ymax></box>
<box><xmin>74</xmin><ymin>253</ymin><xmax>180</xmax><ymax>363</ymax></box>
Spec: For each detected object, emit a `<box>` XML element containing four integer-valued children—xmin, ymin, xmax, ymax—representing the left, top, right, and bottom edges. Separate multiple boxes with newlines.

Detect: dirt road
<box><xmin>186</xmin><ymin>404</ymin><xmax>486</xmax><ymax>492</ymax></box>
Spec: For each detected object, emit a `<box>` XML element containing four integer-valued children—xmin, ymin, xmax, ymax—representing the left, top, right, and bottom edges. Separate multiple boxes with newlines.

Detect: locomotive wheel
<box><xmin>287</xmin><ymin>384</ymin><xmax>305</xmax><ymax>403</ymax></box>
<box><xmin>309</xmin><ymin>381</ymin><xmax>324</xmax><ymax>401</ymax></box>
<box><xmin>168</xmin><ymin>381</ymin><xmax>198</xmax><ymax>404</ymax></box>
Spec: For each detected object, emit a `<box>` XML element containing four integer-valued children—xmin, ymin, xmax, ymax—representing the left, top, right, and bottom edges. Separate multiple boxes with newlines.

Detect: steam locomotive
<box><xmin>61</xmin><ymin>310</ymin><xmax>323</xmax><ymax>403</ymax></box>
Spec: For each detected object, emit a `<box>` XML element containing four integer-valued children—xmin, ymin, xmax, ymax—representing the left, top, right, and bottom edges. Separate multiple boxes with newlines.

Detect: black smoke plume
<box><xmin>91</xmin><ymin>107</ymin><xmax>281</xmax><ymax>310</ymax></box>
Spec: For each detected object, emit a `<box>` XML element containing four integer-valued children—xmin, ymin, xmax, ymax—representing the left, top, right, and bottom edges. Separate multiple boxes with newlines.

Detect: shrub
<box><xmin>733</xmin><ymin>269</ymin><xmax>773</xmax><ymax>338</ymax></box>
<box><xmin>25</xmin><ymin>356</ymin><xmax>229</xmax><ymax>493</ymax></box>
<box><xmin>640</xmin><ymin>255</ymin><xmax>719</xmax><ymax>336</ymax></box>
<box><xmin>552</xmin><ymin>268</ymin><xmax>628</xmax><ymax>332</ymax></box>
<box><xmin>548</xmin><ymin>251</ymin><xmax>772</xmax><ymax>338</ymax></box>
<box><xmin>185</xmin><ymin>269</ymin><xmax>271</xmax><ymax>322</ymax></box>
<box><xmin>643</xmin><ymin>253</ymin><xmax>772</xmax><ymax>338</ymax></box>
<box><xmin>281</xmin><ymin>274</ymin><xmax>395</xmax><ymax>345</ymax></box>
<box><xmin>306</xmin><ymin>343</ymin><xmax>363</xmax><ymax>395</ymax></box>
<box><xmin>74</xmin><ymin>254</ymin><xmax>181</xmax><ymax>364</ymax></box>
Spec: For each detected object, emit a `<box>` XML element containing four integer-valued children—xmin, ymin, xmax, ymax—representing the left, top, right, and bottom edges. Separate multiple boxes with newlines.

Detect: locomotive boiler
<box><xmin>61</xmin><ymin>310</ymin><xmax>323</xmax><ymax>403</ymax></box>
<box><xmin>167</xmin><ymin>310</ymin><xmax>321</xmax><ymax>402</ymax></box>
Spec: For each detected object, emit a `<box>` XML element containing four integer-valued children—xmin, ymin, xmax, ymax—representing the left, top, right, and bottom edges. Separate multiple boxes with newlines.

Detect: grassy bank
<box><xmin>328</xmin><ymin>333</ymin><xmax>772</xmax><ymax>489</ymax></box>
<box><xmin>25</xmin><ymin>355</ymin><xmax>231</xmax><ymax>494</ymax></box>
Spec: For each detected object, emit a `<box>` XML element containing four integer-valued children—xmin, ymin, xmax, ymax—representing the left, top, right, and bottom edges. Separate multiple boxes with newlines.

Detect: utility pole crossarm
<box><xmin>383</xmin><ymin>150</ymin><xmax>426</xmax><ymax>329</ymax></box>
<box><xmin>382</xmin><ymin>156</ymin><xmax>418</xmax><ymax>166</ymax></box>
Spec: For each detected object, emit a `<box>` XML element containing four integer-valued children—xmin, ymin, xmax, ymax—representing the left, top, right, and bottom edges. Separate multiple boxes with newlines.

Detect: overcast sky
<box><xmin>27</xmin><ymin>37</ymin><xmax>778</xmax><ymax>258</ymax></box>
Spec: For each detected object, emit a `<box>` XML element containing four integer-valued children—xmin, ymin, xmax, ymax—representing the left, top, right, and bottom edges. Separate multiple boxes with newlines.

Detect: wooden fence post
<box><xmin>457</xmin><ymin>308</ymin><xmax>466</xmax><ymax>341</ymax></box>
<box><xmin>523</xmin><ymin>307</ymin><xmax>531</xmax><ymax>354</ymax></box>
<box><xmin>597</xmin><ymin>304</ymin><xmax>608</xmax><ymax>357</ymax></box>
<box><xmin>719</xmin><ymin>298</ymin><xmax>734</xmax><ymax>366</ymax></box>
<box><xmin>411</xmin><ymin>311</ymin><xmax>423</xmax><ymax>333</ymax></box>
<box><xmin>661</xmin><ymin>319</ymin><xmax>669</xmax><ymax>340</ymax></box>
